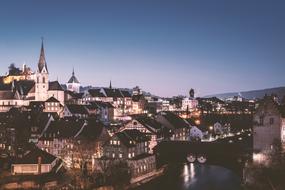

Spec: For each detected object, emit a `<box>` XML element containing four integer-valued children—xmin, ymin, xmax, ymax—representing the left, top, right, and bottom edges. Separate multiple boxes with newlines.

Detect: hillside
<box><xmin>204</xmin><ymin>87</ymin><xmax>285</xmax><ymax>100</ymax></box>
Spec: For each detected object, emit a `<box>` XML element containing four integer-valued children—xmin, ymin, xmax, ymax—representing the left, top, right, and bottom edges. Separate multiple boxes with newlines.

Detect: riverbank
<box><xmin>127</xmin><ymin>165</ymin><xmax>166</xmax><ymax>189</ymax></box>
<box><xmin>93</xmin><ymin>166</ymin><xmax>167</xmax><ymax>190</ymax></box>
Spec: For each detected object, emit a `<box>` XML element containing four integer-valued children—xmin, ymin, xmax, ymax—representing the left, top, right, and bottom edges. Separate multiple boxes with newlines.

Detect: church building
<box><xmin>66</xmin><ymin>68</ymin><xmax>81</xmax><ymax>93</ymax></box>
<box><xmin>0</xmin><ymin>40</ymin><xmax>64</xmax><ymax>111</ymax></box>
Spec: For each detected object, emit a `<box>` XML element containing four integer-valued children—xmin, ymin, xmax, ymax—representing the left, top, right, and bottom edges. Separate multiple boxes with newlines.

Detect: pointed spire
<box><xmin>109</xmin><ymin>80</ymin><xmax>112</xmax><ymax>89</ymax></box>
<box><xmin>72</xmin><ymin>67</ymin><xmax>75</xmax><ymax>76</ymax></box>
<box><xmin>38</xmin><ymin>37</ymin><xmax>48</xmax><ymax>73</ymax></box>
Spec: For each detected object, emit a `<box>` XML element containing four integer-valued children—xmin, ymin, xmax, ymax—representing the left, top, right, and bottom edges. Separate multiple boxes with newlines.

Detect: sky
<box><xmin>0</xmin><ymin>0</ymin><xmax>285</xmax><ymax>97</ymax></box>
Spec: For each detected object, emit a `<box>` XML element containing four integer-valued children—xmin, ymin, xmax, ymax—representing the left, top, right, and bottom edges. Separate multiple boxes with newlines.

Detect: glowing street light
<box><xmin>195</xmin><ymin>119</ymin><xmax>201</xmax><ymax>125</ymax></box>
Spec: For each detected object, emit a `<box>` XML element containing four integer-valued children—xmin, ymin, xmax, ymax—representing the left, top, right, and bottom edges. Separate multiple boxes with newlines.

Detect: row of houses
<box><xmin>6</xmin><ymin>111</ymin><xmax>192</xmax><ymax>179</ymax></box>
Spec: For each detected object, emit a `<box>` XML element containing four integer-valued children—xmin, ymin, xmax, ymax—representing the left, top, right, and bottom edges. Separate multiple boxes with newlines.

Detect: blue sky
<box><xmin>0</xmin><ymin>0</ymin><xmax>285</xmax><ymax>97</ymax></box>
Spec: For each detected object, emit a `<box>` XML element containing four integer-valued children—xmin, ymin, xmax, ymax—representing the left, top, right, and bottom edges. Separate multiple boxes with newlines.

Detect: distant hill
<box><xmin>204</xmin><ymin>87</ymin><xmax>285</xmax><ymax>100</ymax></box>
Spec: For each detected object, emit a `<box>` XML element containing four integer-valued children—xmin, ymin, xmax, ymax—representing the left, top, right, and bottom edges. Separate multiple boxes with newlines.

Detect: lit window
<box><xmin>112</xmin><ymin>153</ymin><xmax>115</xmax><ymax>158</ymax></box>
<box><xmin>119</xmin><ymin>153</ymin><xmax>122</xmax><ymax>158</ymax></box>
<box><xmin>128</xmin><ymin>153</ymin><xmax>131</xmax><ymax>158</ymax></box>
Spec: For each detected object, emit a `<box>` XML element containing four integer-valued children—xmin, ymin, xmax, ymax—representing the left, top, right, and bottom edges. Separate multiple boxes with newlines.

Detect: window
<box><xmin>270</xmin><ymin>118</ymin><xmax>274</xmax><ymax>125</ymax></box>
<box><xmin>112</xmin><ymin>153</ymin><xmax>115</xmax><ymax>158</ymax></box>
<box><xmin>128</xmin><ymin>153</ymin><xmax>131</xmax><ymax>158</ymax></box>
<box><xmin>37</xmin><ymin>77</ymin><xmax>39</xmax><ymax>83</ymax></box>
<box><xmin>43</xmin><ymin>77</ymin><xmax>45</xmax><ymax>83</ymax></box>
<box><xmin>119</xmin><ymin>153</ymin><xmax>122</xmax><ymax>158</ymax></box>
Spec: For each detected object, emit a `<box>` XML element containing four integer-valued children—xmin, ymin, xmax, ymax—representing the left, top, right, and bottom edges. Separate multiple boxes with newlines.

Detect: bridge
<box><xmin>154</xmin><ymin>130</ymin><xmax>253</xmax><ymax>178</ymax></box>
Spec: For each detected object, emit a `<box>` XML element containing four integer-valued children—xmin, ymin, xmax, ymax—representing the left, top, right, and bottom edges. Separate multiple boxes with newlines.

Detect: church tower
<box><xmin>35</xmin><ymin>39</ymin><xmax>49</xmax><ymax>101</ymax></box>
<box><xmin>66</xmin><ymin>68</ymin><xmax>80</xmax><ymax>93</ymax></box>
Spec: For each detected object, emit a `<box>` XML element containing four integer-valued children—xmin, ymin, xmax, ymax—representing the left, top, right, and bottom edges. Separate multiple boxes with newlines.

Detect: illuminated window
<box><xmin>119</xmin><ymin>153</ymin><xmax>122</xmax><ymax>158</ymax></box>
<box><xmin>128</xmin><ymin>153</ymin><xmax>131</xmax><ymax>158</ymax></box>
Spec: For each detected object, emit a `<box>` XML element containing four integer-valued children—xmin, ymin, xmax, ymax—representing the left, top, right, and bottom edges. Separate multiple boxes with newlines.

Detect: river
<box><xmin>132</xmin><ymin>163</ymin><xmax>243</xmax><ymax>190</ymax></box>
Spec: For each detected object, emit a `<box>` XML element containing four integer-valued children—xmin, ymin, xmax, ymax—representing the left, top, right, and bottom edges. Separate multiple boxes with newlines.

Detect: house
<box><xmin>64</xmin><ymin>104</ymin><xmax>89</xmax><ymax>118</ymax></box>
<box><xmin>189</xmin><ymin>126</ymin><xmax>203</xmax><ymax>142</ymax></box>
<box><xmin>122</xmin><ymin>116</ymin><xmax>166</xmax><ymax>153</ymax></box>
<box><xmin>0</xmin><ymin>109</ymin><xmax>32</xmax><ymax>157</ymax></box>
<box><xmin>103</xmin><ymin>129</ymin><xmax>156</xmax><ymax>179</ymax></box>
<box><xmin>85</xmin><ymin>101</ymin><xmax>114</xmax><ymax>122</ymax></box>
<box><xmin>64</xmin><ymin>90</ymin><xmax>84</xmax><ymax>105</ymax></box>
<box><xmin>29</xmin><ymin>112</ymin><xmax>55</xmax><ymax>143</ymax></box>
<box><xmin>37</xmin><ymin>118</ymin><xmax>109</xmax><ymax>170</ymax></box>
<box><xmin>84</xmin><ymin>87</ymin><xmax>132</xmax><ymax>119</ymax></box>
<box><xmin>11</xmin><ymin>147</ymin><xmax>63</xmax><ymax>175</ymax></box>
<box><xmin>156</xmin><ymin>111</ymin><xmax>191</xmax><ymax>141</ymax></box>
<box><xmin>253</xmin><ymin>96</ymin><xmax>285</xmax><ymax>153</ymax></box>
<box><xmin>131</xmin><ymin>86</ymin><xmax>147</xmax><ymax>114</ymax></box>
<box><xmin>103</xmin><ymin>129</ymin><xmax>149</xmax><ymax>159</ymax></box>
<box><xmin>44</xmin><ymin>96</ymin><xmax>63</xmax><ymax>115</ymax></box>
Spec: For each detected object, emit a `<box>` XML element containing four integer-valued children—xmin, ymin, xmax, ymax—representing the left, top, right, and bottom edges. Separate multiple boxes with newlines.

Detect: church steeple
<box><xmin>38</xmin><ymin>37</ymin><xmax>48</xmax><ymax>73</ymax></box>
<box><xmin>109</xmin><ymin>80</ymin><xmax>112</xmax><ymax>89</ymax></box>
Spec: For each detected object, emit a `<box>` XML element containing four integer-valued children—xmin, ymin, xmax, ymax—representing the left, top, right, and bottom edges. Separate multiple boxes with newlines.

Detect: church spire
<box><xmin>109</xmin><ymin>80</ymin><xmax>112</xmax><ymax>89</ymax></box>
<box><xmin>72</xmin><ymin>67</ymin><xmax>75</xmax><ymax>76</ymax></box>
<box><xmin>38</xmin><ymin>37</ymin><xmax>48</xmax><ymax>73</ymax></box>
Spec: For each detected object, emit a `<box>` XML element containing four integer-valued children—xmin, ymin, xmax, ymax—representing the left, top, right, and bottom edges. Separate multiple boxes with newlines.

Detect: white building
<box><xmin>182</xmin><ymin>97</ymin><xmax>198</xmax><ymax>111</ymax></box>
<box><xmin>66</xmin><ymin>68</ymin><xmax>81</xmax><ymax>93</ymax></box>
<box><xmin>253</xmin><ymin>97</ymin><xmax>285</xmax><ymax>153</ymax></box>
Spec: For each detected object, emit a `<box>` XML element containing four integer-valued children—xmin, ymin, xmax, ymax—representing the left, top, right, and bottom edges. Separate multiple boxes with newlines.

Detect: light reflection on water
<box><xmin>183</xmin><ymin>163</ymin><xmax>195</xmax><ymax>185</ymax></box>
<box><xmin>133</xmin><ymin>163</ymin><xmax>242</xmax><ymax>190</ymax></box>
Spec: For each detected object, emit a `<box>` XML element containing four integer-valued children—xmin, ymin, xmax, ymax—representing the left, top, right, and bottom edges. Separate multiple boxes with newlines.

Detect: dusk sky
<box><xmin>0</xmin><ymin>0</ymin><xmax>285</xmax><ymax>97</ymax></box>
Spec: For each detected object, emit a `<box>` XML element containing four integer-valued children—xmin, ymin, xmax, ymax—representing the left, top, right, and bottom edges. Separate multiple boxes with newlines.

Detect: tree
<box><xmin>8</xmin><ymin>63</ymin><xmax>21</xmax><ymax>75</ymax></box>
<box><xmin>107</xmin><ymin>161</ymin><xmax>131</xmax><ymax>189</ymax></box>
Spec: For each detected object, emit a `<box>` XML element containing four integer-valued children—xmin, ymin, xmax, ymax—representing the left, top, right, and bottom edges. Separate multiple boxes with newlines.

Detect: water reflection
<box><xmin>183</xmin><ymin>163</ymin><xmax>195</xmax><ymax>184</ymax></box>
<box><xmin>133</xmin><ymin>163</ymin><xmax>242</xmax><ymax>190</ymax></box>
